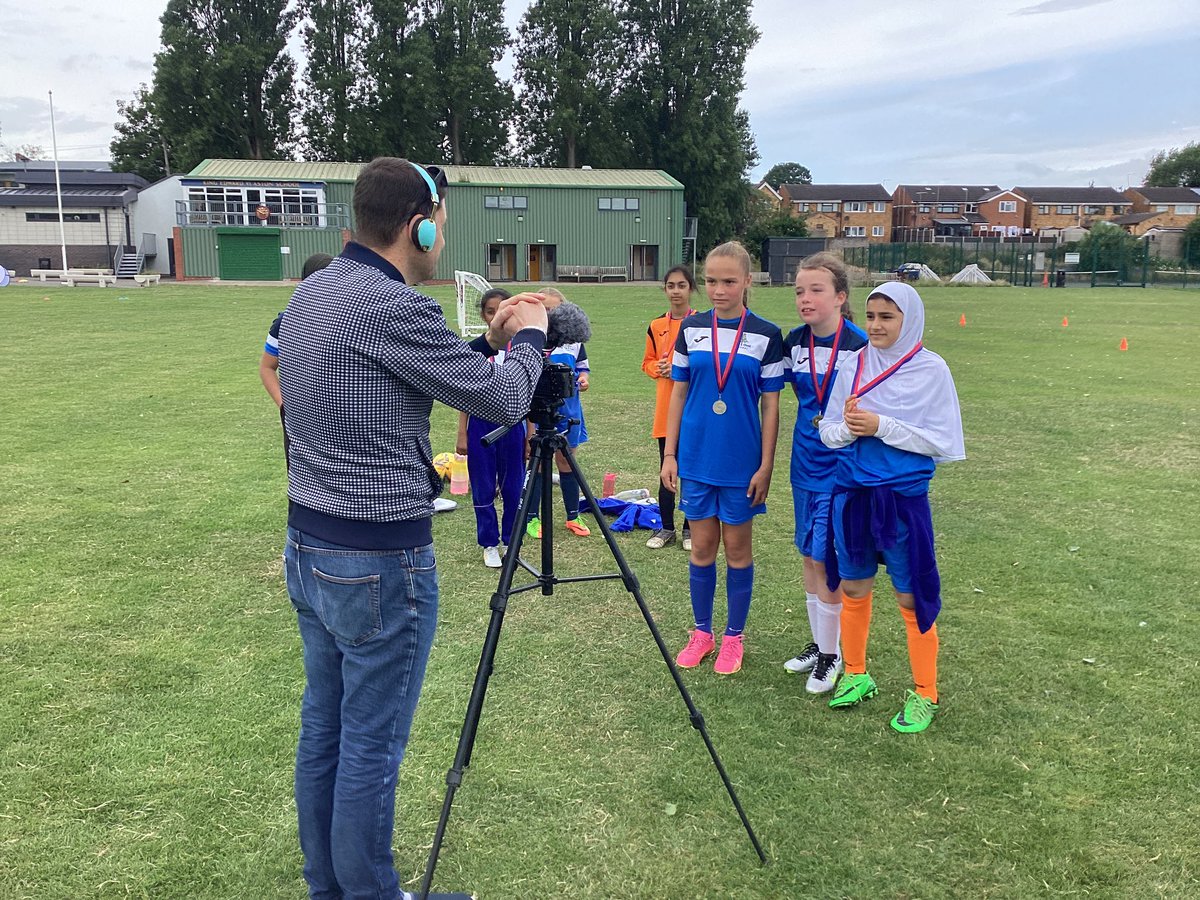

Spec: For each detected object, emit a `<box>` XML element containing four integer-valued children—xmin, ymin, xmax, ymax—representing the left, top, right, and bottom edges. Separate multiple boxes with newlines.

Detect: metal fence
<box><xmin>842</xmin><ymin>240</ymin><xmax>1053</xmax><ymax>286</ymax></box>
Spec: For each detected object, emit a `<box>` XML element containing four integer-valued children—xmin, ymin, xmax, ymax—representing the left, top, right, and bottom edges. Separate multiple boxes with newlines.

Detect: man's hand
<box><xmin>655</xmin><ymin>354</ymin><xmax>671</xmax><ymax>377</ymax></box>
<box><xmin>487</xmin><ymin>293</ymin><xmax>548</xmax><ymax>347</ymax></box>
<box><xmin>577</xmin><ymin>373</ymin><xmax>589</xmax><ymax>392</ymax></box>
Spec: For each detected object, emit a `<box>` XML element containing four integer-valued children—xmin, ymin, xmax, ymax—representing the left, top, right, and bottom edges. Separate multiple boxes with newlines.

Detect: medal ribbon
<box><xmin>850</xmin><ymin>342</ymin><xmax>923</xmax><ymax>399</ymax></box>
<box><xmin>712</xmin><ymin>308</ymin><xmax>749</xmax><ymax>396</ymax></box>
<box><xmin>808</xmin><ymin>318</ymin><xmax>845</xmax><ymax>417</ymax></box>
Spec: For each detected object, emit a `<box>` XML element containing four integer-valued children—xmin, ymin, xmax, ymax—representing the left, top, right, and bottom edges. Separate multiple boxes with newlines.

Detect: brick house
<box><xmin>891</xmin><ymin>185</ymin><xmax>1004</xmax><ymax>240</ymax></box>
<box><xmin>973</xmin><ymin>189</ymin><xmax>1028</xmax><ymax>237</ymax></box>
<box><xmin>1115</xmin><ymin>187</ymin><xmax>1200</xmax><ymax>235</ymax></box>
<box><xmin>780</xmin><ymin>183</ymin><xmax>892</xmax><ymax>241</ymax></box>
<box><xmin>1013</xmin><ymin>187</ymin><xmax>1132</xmax><ymax>236</ymax></box>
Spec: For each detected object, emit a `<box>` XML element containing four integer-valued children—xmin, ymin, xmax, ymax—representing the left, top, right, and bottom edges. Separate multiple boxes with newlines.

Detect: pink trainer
<box><xmin>675</xmin><ymin>630</ymin><xmax>715</xmax><ymax>668</ymax></box>
<box><xmin>714</xmin><ymin>635</ymin><xmax>744</xmax><ymax>675</ymax></box>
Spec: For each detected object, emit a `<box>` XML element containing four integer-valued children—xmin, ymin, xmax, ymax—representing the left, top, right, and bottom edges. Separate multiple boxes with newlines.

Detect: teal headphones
<box><xmin>409</xmin><ymin>162</ymin><xmax>441</xmax><ymax>253</ymax></box>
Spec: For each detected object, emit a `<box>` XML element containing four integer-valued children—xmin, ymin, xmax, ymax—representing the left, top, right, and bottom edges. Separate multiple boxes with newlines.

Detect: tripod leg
<box><xmin>558</xmin><ymin>444</ymin><xmax>769</xmax><ymax>864</ymax></box>
<box><xmin>419</xmin><ymin>451</ymin><xmax>547</xmax><ymax>899</ymax></box>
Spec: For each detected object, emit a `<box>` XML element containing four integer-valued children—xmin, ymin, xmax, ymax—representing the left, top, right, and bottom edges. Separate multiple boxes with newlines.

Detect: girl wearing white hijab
<box><xmin>818</xmin><ymin>282</ymin><xmax>964</xmax><ymax>733</ymax></box>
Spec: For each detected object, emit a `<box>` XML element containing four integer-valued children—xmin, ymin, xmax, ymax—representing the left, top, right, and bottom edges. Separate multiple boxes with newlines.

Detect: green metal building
<box><xmin>176</xmin><ymin>160</ymin><xmax>686</xmax><ymax>282</ymax></box>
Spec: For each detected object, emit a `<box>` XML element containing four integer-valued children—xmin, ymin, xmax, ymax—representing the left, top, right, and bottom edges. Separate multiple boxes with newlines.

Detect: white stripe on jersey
<box><xmin>679</xmin><ymin>325</ymin><xmax>774</xmax><ymax>358</ymax></box>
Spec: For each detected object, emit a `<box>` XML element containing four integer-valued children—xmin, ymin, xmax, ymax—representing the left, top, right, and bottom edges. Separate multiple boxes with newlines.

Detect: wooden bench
<box><xmin>750</xmin><ymin>271</ymin><xmax>771</xmax><ymax>285</ymax></box>
<box><xmin>598</xmin><ymin>267</ymin><xmax>628</xmax><ymax>281</ymax></box>
<box><xmin>558</xmin><ymin>265</ymin><xmax>600</xmax><ymax>281</ymax></box>
<box><xmin>61</xmin><ymin>273</ymin><xmax>118</xmax><ymax>287</ymax></box>
<box><xmin>132</xmin><ymin>273</ymin><xmax>162</xmax><ymax>286</ymax></box>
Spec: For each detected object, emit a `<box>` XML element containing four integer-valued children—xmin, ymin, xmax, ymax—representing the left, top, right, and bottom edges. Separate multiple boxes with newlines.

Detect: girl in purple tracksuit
<box><xmin>456</xmin><ymin>289</ymin><xmax>527</xmax><ymax>568</ymax></box>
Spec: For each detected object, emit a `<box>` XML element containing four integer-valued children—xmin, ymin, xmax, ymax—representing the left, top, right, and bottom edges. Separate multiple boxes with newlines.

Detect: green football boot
<box><xmin>828</xmin><ymin>671</ymin><xmax>878</xmax><ymax>709</ymax></box>
<box><xmin>890</xmin><ymin>689</ymin><xmax>939</xmax><ymax>733</ymax></box>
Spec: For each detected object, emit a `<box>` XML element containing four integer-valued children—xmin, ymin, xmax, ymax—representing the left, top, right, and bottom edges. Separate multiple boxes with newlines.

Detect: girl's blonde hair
<box><xmin>539</xmin><ymin>286</ymin><xmax>567</xmax><ymax>305</ymax></box>
<box><xmin>798</xmin><ymin>251</ymin><xmax>854</xmax><ymax>322</ymax></box>
<box><xmin>705</xmin><ymin>241</ymin><xmax>753</xmax><ymax>306</ymax></box>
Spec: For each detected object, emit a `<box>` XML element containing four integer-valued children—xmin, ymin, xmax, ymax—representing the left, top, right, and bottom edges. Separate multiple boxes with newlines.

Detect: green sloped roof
<box><xmin>187</xmin><ymin>159</ymin><xmax>683</xmax><ymax>189</ymax></box>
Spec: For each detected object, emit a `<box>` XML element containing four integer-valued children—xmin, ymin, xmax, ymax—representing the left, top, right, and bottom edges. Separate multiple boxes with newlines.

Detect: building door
<box><xmin>487</xmin><ymin>244</ymin><xmax>516</xmax><ymax>281</ymax></box>
<box><xmin>527</xmin><ymin>244</ymin><xmax>556</xmax><ymax>282</ymax></box>
<box><xmin>629</xmin><ymin>244</ymin><xmax>658</xmax><ymax>281</ymax></box>
<box><xmin>217</xmin><ymin>228</ymin><xmax>282</xmax><ymax>280</ymax></box>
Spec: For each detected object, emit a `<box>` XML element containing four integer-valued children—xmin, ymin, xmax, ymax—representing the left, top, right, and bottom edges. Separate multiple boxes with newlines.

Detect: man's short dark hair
<box><xmin>353</xmin><ymin>157</ymin><xmax>449</xmax><ymax>250</ymax></box>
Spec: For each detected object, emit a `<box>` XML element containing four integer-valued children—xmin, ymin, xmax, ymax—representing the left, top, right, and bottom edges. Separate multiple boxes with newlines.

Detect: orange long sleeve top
<box><xmin>642</xmin><ymin>310</ymin><xmax>690</xmax><ymax>438</ymax></box>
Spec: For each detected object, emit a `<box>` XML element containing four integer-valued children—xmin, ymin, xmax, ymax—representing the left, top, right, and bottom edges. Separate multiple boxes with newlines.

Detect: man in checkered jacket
<box><xmin>279</xmin><ymin>157</ymin><xmax>546</xmax><ymax>900</ymax></box>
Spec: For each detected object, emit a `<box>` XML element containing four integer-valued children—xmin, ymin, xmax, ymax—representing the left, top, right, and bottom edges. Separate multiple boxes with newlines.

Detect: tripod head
<box><xmin>528</xmin><ymin>362</ymin><xmax>576</xmax><ymax>429</ymax></box>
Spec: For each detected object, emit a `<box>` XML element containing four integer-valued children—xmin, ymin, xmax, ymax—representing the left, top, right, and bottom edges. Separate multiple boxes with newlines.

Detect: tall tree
<box><xmin>110</xmin><ymin>86</ymin><xmax>171</xmax><ymax>180</ymax></box>
<box><xmin>362</xmin><ymin>0</ymin><xmax>444</xmax><ymax>162</ymax></box>
<box><xmin>114</xmin><ymin>0</ymin><xmax>299</xmax><ymax>176</ymax></box>
<box><xmin>1145</xmin><ymin>143</ymin><xmax>1200</xmax><ymax>187</ymax></box>
<box><xmin>299</xmin><ymin>0</ymin><xmax>374</xmax><ymax>161</ymax></box>
<box><xmin>615</xmin><ymin>0</ymin><xmax>760</xmax><ymax>250</ymax></box>
<box><xmin>423</xmin><ymin>0</ymin><xmax>513</xmax><ymax>165</ymax></box>
<box><xmin>514</xmin><ymin>0</ymin><xmax>627</xmax><ymax>168</ymax></box>
<box><xmin>762</xmin><ymin>162</ymin><xmax>812</xmax><ymax>188</ymax></box>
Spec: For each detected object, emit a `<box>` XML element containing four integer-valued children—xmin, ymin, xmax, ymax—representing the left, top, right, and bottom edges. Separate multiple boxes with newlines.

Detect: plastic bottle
<box><xmin>602</xmin><ymin>473</ymin><xmax>617</xmax><ymax>498</ymax></box>
<box><xmin>449</xmin><ymin>454</ymin><xmax>470</xmax><ymax>495</ymax></box>
<box><xmin>614</xmin><ymin>488</ymin><xmax>651</xmax><ymax>502</ymax></box>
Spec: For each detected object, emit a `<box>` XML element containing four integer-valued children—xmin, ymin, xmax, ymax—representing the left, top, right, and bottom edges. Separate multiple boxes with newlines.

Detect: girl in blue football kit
<box><xmin>781</xmin><ymin>253</ymin><xmax>868</xmax><ymax>694</ymax></box>
<box><xmin>525</xmin><ymin>287</ymin><xmax>592</xmax><ymax>538</ymax></box>
<box><xmin>819</xmin><ymin>281</ymin><xmax>965</xmax><ymax>733</ymax></box>
<box><xmin>661</xmin><ymin>242</ymin><xmax>784</xmax><ymax>675</ymax></box>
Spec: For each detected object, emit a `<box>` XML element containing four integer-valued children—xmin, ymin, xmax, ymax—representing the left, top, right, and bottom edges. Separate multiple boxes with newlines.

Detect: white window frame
<box><xmin>872</xmin><ymin>225</ymin><xmax>884</xmax><ymax>237</ymax></box>
<box><xmin>1176</xmin><ymin>203</ymin><xmax>1197</xmax><ymax>215</ymax></box>
<box><xmin>999</xmin><ymin>200</ymin><xmax>1017</xmax><ymax>213</ymax></box>
<box><xmin>843</xmin><ymin>225</ymin><xmax>865</xmax><ymax>237</ymax></box>
<box><xmin>873</xmin><ymin>201</ymin><xmax>886</xmax><ymax>213</ymax></box>
<box><xmin>845</xmin><ymin>201</ymin><xmax>865</xmax><ymax>213</ymax></box>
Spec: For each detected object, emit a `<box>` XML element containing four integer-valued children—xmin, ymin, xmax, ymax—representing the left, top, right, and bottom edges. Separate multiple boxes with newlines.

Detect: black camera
<box><xmin>528</xmin><ymin>362</ymin><xmax>576</xmax><ymax>424</ymax></box>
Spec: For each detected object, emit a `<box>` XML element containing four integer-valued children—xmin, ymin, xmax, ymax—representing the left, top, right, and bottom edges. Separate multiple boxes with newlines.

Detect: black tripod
<box><xmin>419</xmin><ymin>406</ymin><xmax>767</xmax><ymax>899</ymax></box>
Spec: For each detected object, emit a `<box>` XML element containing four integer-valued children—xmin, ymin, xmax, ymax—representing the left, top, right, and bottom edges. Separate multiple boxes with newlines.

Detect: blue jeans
<box><xmin>284</xmin><ymin>527</ymin><xmax>439</xmax><ymax>900</ymax></box>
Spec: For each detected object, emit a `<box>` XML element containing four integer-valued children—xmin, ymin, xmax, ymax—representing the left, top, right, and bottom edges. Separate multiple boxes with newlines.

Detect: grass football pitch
<box><xmin>1</xmin><ymin>279</ymin><xmax>1197</xmax><ymax>898</ymax></box>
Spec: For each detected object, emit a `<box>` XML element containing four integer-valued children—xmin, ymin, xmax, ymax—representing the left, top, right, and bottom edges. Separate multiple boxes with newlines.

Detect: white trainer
<box><xmin>806</xmin><ymin>652</ymin><xmax>843</xmax><ymax>694</ymax></box>
<box><xmin>482</xmin><ymin>546</ymin><xmax>502</xmax><ymax>568</ymax></box>
<box><xmin>783</xmin><ymin>642</ymin><xmax>820</xmax><ymax>674</ymax></box>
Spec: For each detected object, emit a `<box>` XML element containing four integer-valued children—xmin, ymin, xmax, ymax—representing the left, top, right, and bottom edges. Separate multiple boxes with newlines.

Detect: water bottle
<box><xmin>614</xmin><ymin>488</ymin><xmax>651</xmax><ymax>502</ymax></box>
<box><xmin>602</xmin><ymin>473</ymin><xmax>617</xmax><ymax>498</ymax></box>
<box><xmin>449</xmin><ymin>454</ymin><xmax>470</xmax><ymax>495</ymax></box>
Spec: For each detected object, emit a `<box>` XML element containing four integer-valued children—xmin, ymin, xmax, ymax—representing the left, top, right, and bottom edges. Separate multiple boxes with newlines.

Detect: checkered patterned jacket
<box><xmin>279</xmin><ymin>243</ymin><xmax>544</xmax><ymax>538</ymax></box>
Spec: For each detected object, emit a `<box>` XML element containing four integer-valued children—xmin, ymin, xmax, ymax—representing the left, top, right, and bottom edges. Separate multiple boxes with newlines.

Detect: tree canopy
<box><xmin>762</xmin><ymin>162</ymin><xmax>812</xmax><ymax>188</ymax></box>
<box><xmin>514</xmin><ymin>0</ymin><xmax>626</xmax><ymax>168</ymax></box>
<box><xmin>1144</xmin><ymin>143</ymin><xmax>1200</xmax><ymax>187</ymax></box>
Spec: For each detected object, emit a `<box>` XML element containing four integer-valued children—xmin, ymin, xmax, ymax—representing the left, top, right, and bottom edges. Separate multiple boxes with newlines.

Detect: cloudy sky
<box><xmin>1</xmin><ymin>0</ymin><xmax>1197</xmax><ymax>189</ymax></box>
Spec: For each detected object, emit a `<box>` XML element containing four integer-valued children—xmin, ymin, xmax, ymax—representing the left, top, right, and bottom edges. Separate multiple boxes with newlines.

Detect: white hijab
<box><xmin>828</xmin><ymin>282</ymin><xmax>965</xmax><ymax>463</ymax></box>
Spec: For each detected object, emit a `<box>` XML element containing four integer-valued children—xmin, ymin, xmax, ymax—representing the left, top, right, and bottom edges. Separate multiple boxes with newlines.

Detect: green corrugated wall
<box><xmin>432</xmin><ymin>184</ymin><xmax>685</xmax><ymax>281</ymax></box>
<box><xmin>180</xmin><ymin>179</ymin><xmax>683</xmax><ymax>283</ymax></box>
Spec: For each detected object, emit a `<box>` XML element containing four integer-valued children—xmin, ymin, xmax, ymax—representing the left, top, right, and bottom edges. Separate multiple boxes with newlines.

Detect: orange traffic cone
<box><xmin>1119</xmin><ymin>337</ymin><xmax>1128</xmax><ymax>351</ymax></box>
<box><xmin>1062</xmin><ymin>316</ymin><xmax>1069</xmax><ymax>327</ymax></box>
<box><xmin>1042</xmin><ymin>270</ymin><xmax>1049</xmax><ymax>287</ymax></box>
<box><xmin>959</xmin><ymin>313</ymin><xmax>966</xmax><ymax>326</ymax></box>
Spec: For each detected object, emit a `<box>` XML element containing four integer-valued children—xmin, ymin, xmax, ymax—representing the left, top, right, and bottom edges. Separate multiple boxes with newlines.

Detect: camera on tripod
<box><xmin>528</xmin><ymin>362</ymin><xmax>576</xmax><ymax>425</ymax></box>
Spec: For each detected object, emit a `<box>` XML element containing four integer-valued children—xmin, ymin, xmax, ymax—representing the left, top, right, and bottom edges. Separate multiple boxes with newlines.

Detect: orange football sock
<box><xmin>900</xmin><ymin>606</ymin><xmax>939</xmax><ymax>703</ymax></box>
<box><xmin>839</xmin><ymin>592</ymin><xmax>872</xmax><ymax>674</ymax></box>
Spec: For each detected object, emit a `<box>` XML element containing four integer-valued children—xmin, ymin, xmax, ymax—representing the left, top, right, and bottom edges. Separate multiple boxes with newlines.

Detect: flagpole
<box><xmin>49</xmin><ymin>90</ymin><xmax>68</xmax><ymax>271</ymax></box>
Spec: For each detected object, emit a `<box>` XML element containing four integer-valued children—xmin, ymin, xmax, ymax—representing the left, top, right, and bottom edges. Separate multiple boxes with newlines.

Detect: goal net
<box><xmin>455</xmin><ymin>270</ymin><xmax>492</xmax><ymax>337</ymax></box>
